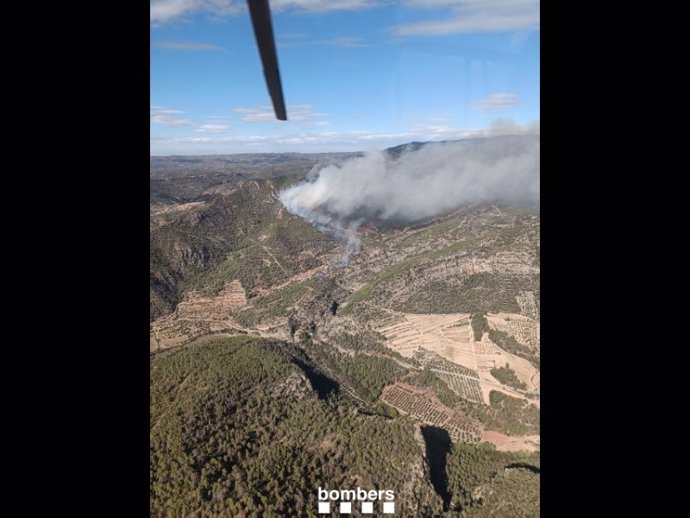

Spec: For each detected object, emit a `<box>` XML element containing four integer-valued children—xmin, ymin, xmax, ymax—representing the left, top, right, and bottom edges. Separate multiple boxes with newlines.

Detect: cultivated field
<box><xmin>486</xmin><ymin>312</ymin><xmax>540</xmax><ymax>350</ymax></box>
<box><xmin>150</xmin><ymin>280</ymin><xmax>249</xmax><ymax>350</ymax></box>
<box><xmin>381</xmin><ymin>383</ymin><xmax>483</xmax><ymax>444</ymax></box>
<box><xmin>378</xmin><ymin>313</ymin><xmax>476</xmax><ymax>367</ymax></box>
<box><xmin>481</xmin><ymin>430</ymin><xmax>540</xmax><ymax>452</ymax></box>
<box><xmin>377</xmin><ymin>311</ymin><xmax>540</xmax><ymax>399</ymax></box>
<box><xmin>412</xmin><ymin>348</ymin><xmax>484</xmax><ymax>403</ymax></box>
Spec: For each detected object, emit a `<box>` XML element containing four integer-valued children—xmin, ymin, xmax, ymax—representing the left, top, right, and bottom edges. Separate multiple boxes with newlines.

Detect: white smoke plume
<box><xmin>280</xmin><ymin>134</ymin><xmax>539</xmax><ymax>264</ymax></box>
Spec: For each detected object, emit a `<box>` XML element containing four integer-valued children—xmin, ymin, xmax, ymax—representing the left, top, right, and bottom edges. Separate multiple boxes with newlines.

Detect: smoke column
<box><xmin>280</xmin><ymin>134</ymin><xmax>539</xmax><ymax>264</ymax></box>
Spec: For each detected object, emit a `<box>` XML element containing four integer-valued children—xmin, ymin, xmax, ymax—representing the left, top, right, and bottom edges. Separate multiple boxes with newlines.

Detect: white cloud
<box><xmin>151</xmin><ymin>0</ymin><xmax>241</xmax><ymax>24</ymax></box>
<box><xmin>280</xmin><ymin>35</ymin><xmax>370</xmax><ymax>48</ymax></box>
<box><xmin>196</xmin><ymin>123</ymin><xmax>231</xmax><ymax>132</ymax></box>
<box><xmin>392</xmin><ymin>0</ymin><xmax>539</xmax><ymax>36</ymax></box>
<box><xmin>151</xmin><ymin>0</ymin><xmax>197</xmax><ymax>23</ymax></box>
<box><xmin>320</xmin><ymin>36</ymin><xmax>370</xmax><ymax>47</ymax></box>
<box><xmin>154</xmin><ymin>40</ymin><xmax>225</xmax><ymax>51</ymax></box>
<box><xmin>234</xmin><ymin>104</ymin><xmax>329</xmax><ymax>124</ymax></box>
<box><xmin>151</xmin><ymin>130</ymin><xmax>411</xmax><ymax>153</ymax></box>
<box><xmin>151</xmin><ymin>118</ymin><xmax>539</xmax><ymax>154</ymax></box>
<box><xmin>150</xmin><ymin>106</ymin><xmax>192</xmax><ymax>127</ymax></box>
<box><xmin>472</xmin><ymin>93</ymin><xmax>520</xmax><ymax>109</ymax></box>
<box><xmin>151</xmin><ymin>0</ymin><xmax>379</xmax><ymax>23</ymax></box>
<box><xmin>234</xmin><ymin>107</ymin><xmax>280</xmax><ymax>123</ymax></box>
<box><xmin>153</xmin><ymin>128</ymin><xmax>433</xmax><ymax>152</ymax></box>
<box><xmin>272</xmin><ymin>0</ymin><xmax>380</xmax><ymax>12</ymax></box>
<box><xmin>403</xmin><ymin>0</ymin><xmax>473</xmax><ymax>6</ymax></box>
<box><xmin>407</xmin><ymin>123</ymin><xmax>473</xmax><ymax>140</ymax></box>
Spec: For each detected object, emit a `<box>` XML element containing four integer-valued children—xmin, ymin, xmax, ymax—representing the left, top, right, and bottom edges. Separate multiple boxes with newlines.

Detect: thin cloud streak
<box><xmin>472</xmin><ymin>93</ymin><xmax>520</xmax><ymax>110</ymax></box>
<box><xmin>151</xmin><ymin>119</ymin><xmax>539</xmax><ymax>154</ymax></box>
<box><xmin>151</xmin><ymin>0</ymin><xmax>242</xmax><ymax>24</ymax></box>
<box><xmin>154</xmin><ymin>40</ymin><xmax>225</xmax><ymax>51</ymax></box>
<box><xmin>150</xmin><ymin>0</ymin><xmax>381</xmax><ymax>24</ymax></box>
<box><xmin>196</xmin><ymin>124</ymin><xmax>232</xmax><ymax>132</ymax></box>
<box><xmin>151</xmin><ymin>106</ymin><xmax>193</xmax><ymax>127</ymax></box>
<box><xmin>234</xmin><ymin>105</ymin><xmax>329</xmax><ymax>124</ymax></box>
<box><xmin>279</xmin><ymin>35</ymin><xmax>370</xmax><ymax>48</ymax></box>
<box><xmin>391</xmin><ymin>0</ymin><xmax>540</xmax><ymax>36</ymax></box>
<box><xmin>272</xmin><ymin>0</ymin><xmax>380</xmax><ymax>12</ymax></box>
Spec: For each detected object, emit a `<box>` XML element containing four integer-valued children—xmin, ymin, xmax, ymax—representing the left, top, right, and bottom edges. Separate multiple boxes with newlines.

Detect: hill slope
<box><xmin>151</xmin><ymin>337</ymin><xmax>539</xmax><ymax>517</ymax></box>
<box><xmin>149</xmin><ymin>144</ymin><xmax>540</xmax><ymax>516</ymax></box>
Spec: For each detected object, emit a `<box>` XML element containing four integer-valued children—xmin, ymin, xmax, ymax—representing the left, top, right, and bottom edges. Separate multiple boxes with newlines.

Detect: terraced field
<box><xmin>376</xmin><ymin>311</ymin><xmax>540</xmax><ymax>395</ymax></box>
<box><xmin>149</xmin><ymin>147</ymin><xmax>541</xmax><ymax>517</ymax></box>
<box><xmin>434</xmin><ymin>372</ymin><xmax>484</xmax><ymax>404</ymax></box>
<box><xmin>482</xmin><ymin>430</ymin><xmax>540</xmax><ymax>452</ymax></box>
<box><xmin>378</xmin><ymin>313</ymin><xmax>476</xmax><ymax>367</ymax></box>
<box><xmin>487</xmin><ymin>312</ymin><xmax>540</xmax><ymax>350</ymax></box>
<box><xmin>381</xmin><ymin>383</ymin><xmax>483</xmax><ymax>444</ymax></box>
<box><xmin>150</xmin><ymin>280</ymin><xmax>251</xmax><ymax>351</ymax></box>
<box><xmin>411</xmin><ymin>348</ymin><xmax>484</xmax><ymax>403</ymax></box>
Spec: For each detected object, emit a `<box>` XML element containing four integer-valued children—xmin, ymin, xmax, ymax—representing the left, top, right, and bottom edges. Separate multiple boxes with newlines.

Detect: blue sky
<box><xmin>151</xmin><ymin>0</ymin><xmax>539</xmax><ymax>155</ymax></box>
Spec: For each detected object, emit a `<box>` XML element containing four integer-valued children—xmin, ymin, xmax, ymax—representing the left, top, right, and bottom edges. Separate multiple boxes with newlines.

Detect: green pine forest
<box><xmin>151</xmin><ymin>337</ymin><xmax>539</xmax><ymax>517</ymax></box>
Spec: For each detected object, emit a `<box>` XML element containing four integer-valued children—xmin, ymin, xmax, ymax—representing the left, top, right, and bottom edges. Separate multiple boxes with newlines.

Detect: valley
<box><xmin>149</xmin><ymin>142</ymin><xmax>540</xmax><ymax>516</ymax></box>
